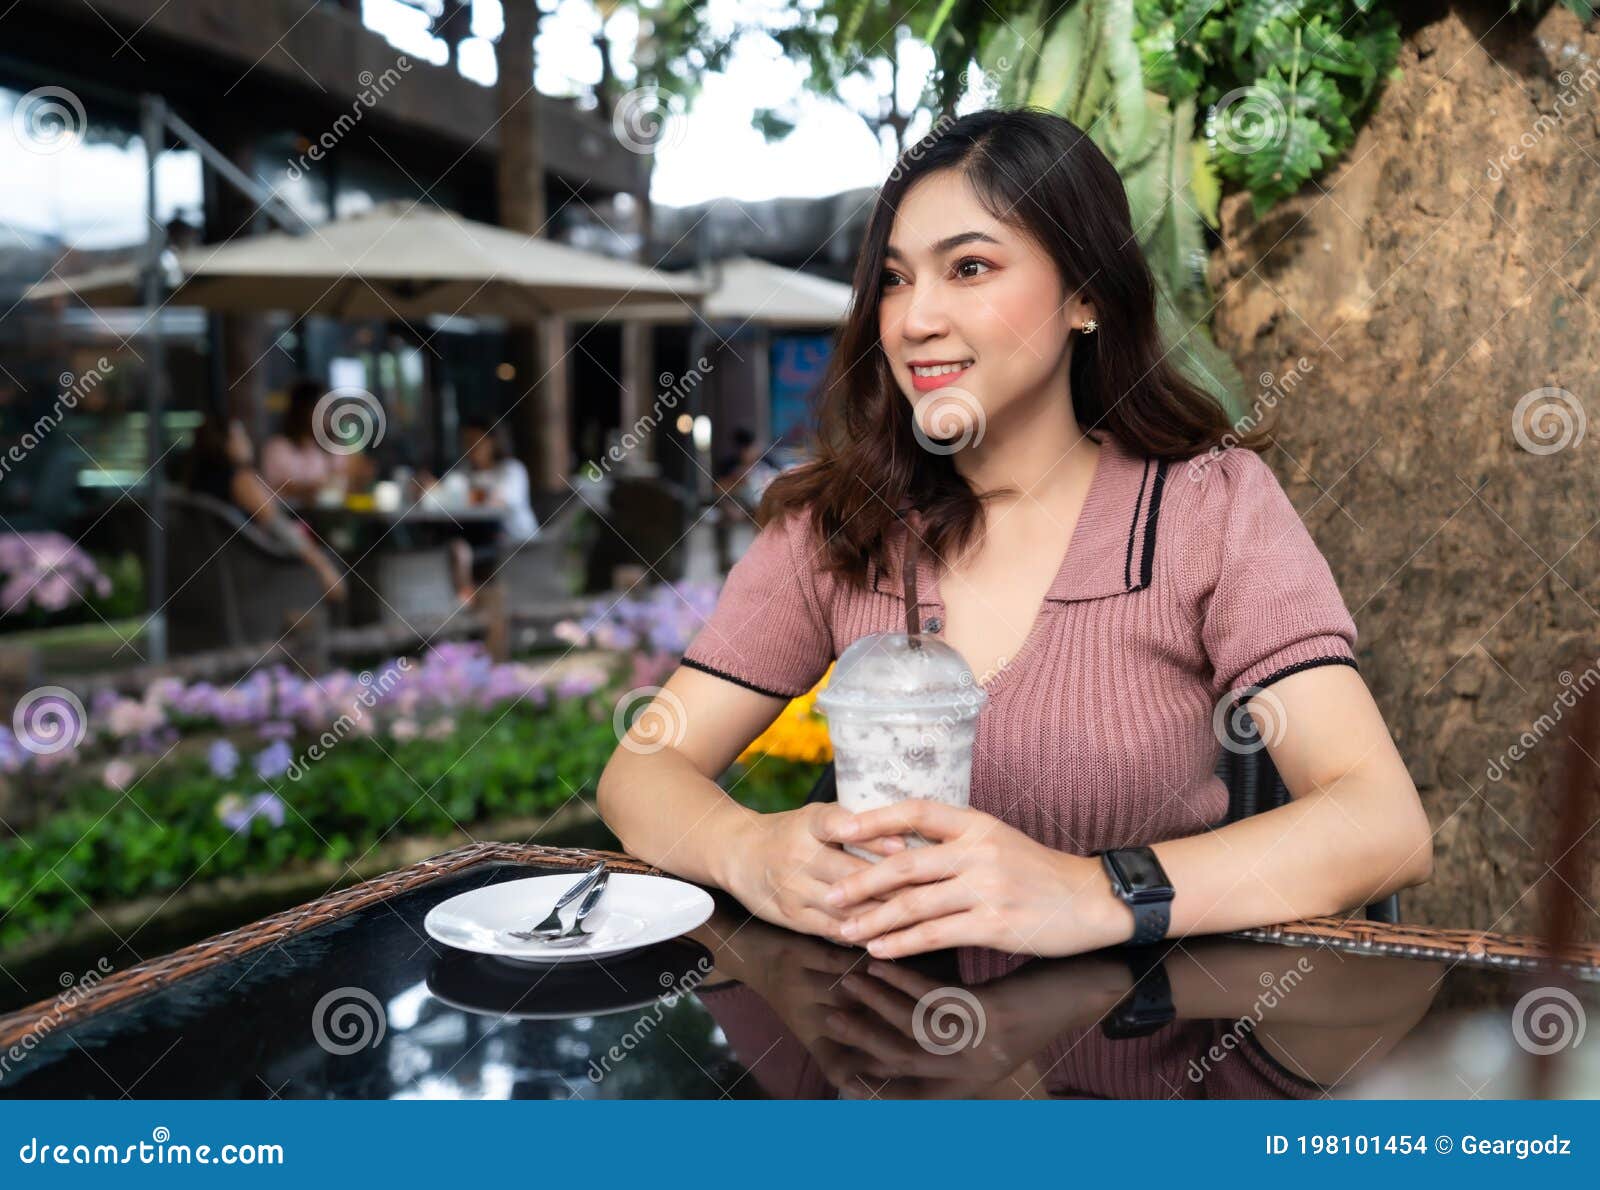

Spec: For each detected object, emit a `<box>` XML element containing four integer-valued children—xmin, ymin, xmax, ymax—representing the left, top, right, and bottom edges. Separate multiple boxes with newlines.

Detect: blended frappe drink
<box><xmin>816</xmin><ymin>632</ymin><xmax>988</xmax><ymax>861</ymax></box>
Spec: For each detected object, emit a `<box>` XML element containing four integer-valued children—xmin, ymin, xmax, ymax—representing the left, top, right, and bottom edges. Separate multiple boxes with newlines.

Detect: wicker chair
<box><xmin>801</xmin><ymin>705</ymin><xmax>1402</xmax><ymax>926</ymax></box>
<box><xmin>163</xmin><ymin>491</ymin><xmax>330</xmax><ymax>658</ymax></box>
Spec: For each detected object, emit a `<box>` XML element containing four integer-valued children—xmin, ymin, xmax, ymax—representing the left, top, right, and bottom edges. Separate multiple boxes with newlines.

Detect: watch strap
<box><xmin>1100</xmin><ymin>946</ymin><xmax>1174</xmax><ymax>1040</ymax></box>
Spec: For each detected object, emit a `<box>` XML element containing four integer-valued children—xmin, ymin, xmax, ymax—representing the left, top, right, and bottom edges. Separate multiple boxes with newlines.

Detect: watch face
<box><xmin>1106</xmin><ymin>848</ymin><xmax>1173</xmax><ymax>904</ymax></box>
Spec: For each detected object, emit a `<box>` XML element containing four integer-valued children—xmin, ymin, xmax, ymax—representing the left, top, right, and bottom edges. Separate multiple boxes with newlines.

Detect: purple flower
<box><xmin>257</xmin><ymin>720</ymin><xmax>295</xmax><ymax>741</ymax></box>
<box><xmin>207</xmin><ymin>738</ymin><xmax>239</xmax><ymax>779</ymax></box>
<box><xmin>216</xmin><ymin>791</ymin><xmax>287</xmax><ymax>832</ymax></box>
<box><xmin>253</xmin><ymin>739</ymin><xmax>293</xmax><ymax>781</ymax></box>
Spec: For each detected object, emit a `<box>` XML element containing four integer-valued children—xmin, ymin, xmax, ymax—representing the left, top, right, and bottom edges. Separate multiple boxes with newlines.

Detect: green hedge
<box><xmin>0</xmin><ymin>695</ymin><xmax>820</xmax><ymax>950</ymax></box>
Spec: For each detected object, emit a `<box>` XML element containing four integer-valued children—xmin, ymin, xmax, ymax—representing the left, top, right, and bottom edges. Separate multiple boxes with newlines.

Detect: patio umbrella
<box><xmin>564</xmin><ymin>255</ymin><xmax>854</xmax><ymax>327</ymax></box>
<box><xmin>26</xmin><ymin>200</ymin><xmax>707</xmax><ymax>319</ymax></box>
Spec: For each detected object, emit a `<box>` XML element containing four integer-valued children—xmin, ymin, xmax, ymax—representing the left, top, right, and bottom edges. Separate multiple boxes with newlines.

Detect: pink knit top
<box><xmin>681</xmin><ymin>430</ymin><xmax>1359</xmax><ymax>855</ymax></box>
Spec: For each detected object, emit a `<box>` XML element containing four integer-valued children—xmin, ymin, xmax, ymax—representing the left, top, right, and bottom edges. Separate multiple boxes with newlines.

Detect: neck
<box><xmin>953</xmin><ymin>378</ymin><xmax>1098</xmax><ymax>510</ymax></box>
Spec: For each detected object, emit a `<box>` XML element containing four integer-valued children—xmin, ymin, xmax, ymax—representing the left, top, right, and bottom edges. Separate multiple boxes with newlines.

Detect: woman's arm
<box><xmin>596</xmin><ymin>666</ymin><xmax>778</xmax><ymax>891</ymax></box>
<box><xmin>596</xmin><ymin>666</ymin><xmax>897</xmax><ymax>941</ymax></box>
<box><xmin>821</xmin><ymin>662</ymin><xmax>1433</xmax><ymax>958</ymax></box>
<box><xmin>1104</xmin><ymin>662</ymin><xmax>1434</xmax><ymax>943</ymax></box>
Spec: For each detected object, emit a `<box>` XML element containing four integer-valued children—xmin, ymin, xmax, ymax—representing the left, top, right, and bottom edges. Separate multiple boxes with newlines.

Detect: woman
<box><xmin>260</xmin><ymin>379</ymin><xmax>356</xmax><ymax>503</ymax></box>
<box><xmin>596</xmin><ymin>108</ymin><xmax>1433</xmax><ymax>961</ymax></box>
<box><xmin>182</xmin><ymin>413</ymin><xmax>347</xmax><ymax>602</ymax></box>
<box><xmin>431</xmin><ymin>421</ymin><xmax>539</xmax><ymax>601</ymax></box>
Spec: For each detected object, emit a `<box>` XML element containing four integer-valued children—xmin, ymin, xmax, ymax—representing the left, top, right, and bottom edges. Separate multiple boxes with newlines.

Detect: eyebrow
<box><xmin>883</xmin><ymin>230</ymin><xmax>1002</xmax><ymax>262</ymax></box>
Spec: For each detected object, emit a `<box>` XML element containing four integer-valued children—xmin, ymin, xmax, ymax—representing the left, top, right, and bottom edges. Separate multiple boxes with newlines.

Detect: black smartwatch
<box><xmin>1100</xmin><ymin>944</ymin><xmax>1175</xmax><ymax>1040</ymax></box>
<box><xmin>1098</xmin><ymin>845</ymin><xmax>1175</xmax><ymax>946</ymax></box>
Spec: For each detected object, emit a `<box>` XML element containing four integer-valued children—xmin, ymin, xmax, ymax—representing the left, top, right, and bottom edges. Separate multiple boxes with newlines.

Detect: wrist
<box><xmin>1082</xmin><ymin>852</ymin><xmax>1137</xmax><ymax>950</ymax></box>
<box><xmin>1037</xmin><ymin>850</ymin><xmax>1133</xmax><ymax>956</ymax></box>
<box><xmin>709</xmin><ymin>803</ymin><xmax>766</xmax><ymax>894</ymax></box>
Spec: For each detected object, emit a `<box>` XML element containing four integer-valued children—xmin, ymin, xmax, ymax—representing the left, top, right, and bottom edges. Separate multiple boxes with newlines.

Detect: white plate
<box><xmin>423</xmin><ymin>872</ymin><xmax>715</xmax><ymax>964</ymax></box>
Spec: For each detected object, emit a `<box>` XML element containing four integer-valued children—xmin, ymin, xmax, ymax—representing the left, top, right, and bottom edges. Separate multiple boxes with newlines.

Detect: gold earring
<box><xmin>1081</xmin><ymin>318</ymin><xmax>1098</xmax><ymax>335</ymax></box>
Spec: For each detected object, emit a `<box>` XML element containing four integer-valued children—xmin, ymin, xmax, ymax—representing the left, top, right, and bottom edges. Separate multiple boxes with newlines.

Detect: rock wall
<box><xmin>1208</xmin><ymin>2</ymin><xmax>1600</xmax><ymax>939</ymax></box>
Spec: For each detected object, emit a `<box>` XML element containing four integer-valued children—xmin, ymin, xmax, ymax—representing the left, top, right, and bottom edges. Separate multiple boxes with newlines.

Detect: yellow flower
<box><xmin>737</xmin><ymin>663</ymin><xmax>834</xmax><ymax>765</ymax></box>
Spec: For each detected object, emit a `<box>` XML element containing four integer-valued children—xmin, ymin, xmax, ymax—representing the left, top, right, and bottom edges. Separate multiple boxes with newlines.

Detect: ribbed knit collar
<box><xmin>870</xmin><ymin>430</ymin><xmax>1171</xmax><ymax>607</ymax></box>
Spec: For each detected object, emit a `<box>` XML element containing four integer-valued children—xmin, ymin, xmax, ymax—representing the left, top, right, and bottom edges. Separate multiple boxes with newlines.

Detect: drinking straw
<box><xmin>903</xmin><ymin>517</ymin><xmax>922</xmax><ymax>646</ymax></box>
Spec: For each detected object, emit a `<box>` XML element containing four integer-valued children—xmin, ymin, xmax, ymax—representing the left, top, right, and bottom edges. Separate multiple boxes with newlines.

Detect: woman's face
<box><xmin>463</xmin><ymin>429</ymin><xmax>494</xmax><ymax>469</ymax></box>
<box><xmin>877</xmin><ymin>169</ymin><xmax>1092</xmax><ymax>445</ymax></box>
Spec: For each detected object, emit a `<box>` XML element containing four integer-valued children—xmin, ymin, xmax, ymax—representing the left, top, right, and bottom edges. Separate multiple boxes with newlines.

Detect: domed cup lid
<box><xmin>816</xmin><ymin>631</ymin><xmax>988</xmax><ymax>718</ymax></box>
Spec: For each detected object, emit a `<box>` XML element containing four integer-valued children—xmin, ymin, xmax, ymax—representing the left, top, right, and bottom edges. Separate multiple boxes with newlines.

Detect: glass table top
<box><xmin>2</xmin><ymin>858</ymin><xmax>1595</xmax><ymax>1099</ymax></box>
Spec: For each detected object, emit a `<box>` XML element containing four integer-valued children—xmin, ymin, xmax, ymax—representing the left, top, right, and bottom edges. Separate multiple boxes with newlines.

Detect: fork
<box><xmin>510</xmin><ymin>867</ymin><xmax>609</xmax><ymax>944</ymax></box>
<box><xmin>513</xmin><ymin>861</ymin><xmax>604</xmax><ymax>938</ymax></box>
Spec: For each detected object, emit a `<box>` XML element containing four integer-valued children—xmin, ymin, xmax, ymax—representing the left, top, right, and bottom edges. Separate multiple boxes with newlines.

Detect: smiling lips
<box><xmin>908</xmin><ymin>359</ymin><xmax>974</xmax><ymax>392</ymax></box>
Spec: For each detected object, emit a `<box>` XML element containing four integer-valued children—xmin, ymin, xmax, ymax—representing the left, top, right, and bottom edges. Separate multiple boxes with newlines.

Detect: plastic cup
<box><xmin>815</xmin><ymin>632</ymin><xmax>988</xmax><ymax>861</ymax></box>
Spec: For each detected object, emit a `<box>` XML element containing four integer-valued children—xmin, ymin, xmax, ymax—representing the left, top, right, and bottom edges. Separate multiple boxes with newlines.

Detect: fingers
<box><xmin>821</xmin><ymin>799</ymin><xmax>974</xmax><ymax>847</ymax></box>
<box><xmin>839</xmin><ymin>881</ymin><xmax>973</xmax><ymax>944</ymax></box>
<box><xmin>823</xmin><ymin>844</ymin><xmax>956</xmax><ymax>910</ymax></box>
<box><xmin>857</xmin><ymin>909</ymin><xmax>983</xmax><ymax>960</ymax></box>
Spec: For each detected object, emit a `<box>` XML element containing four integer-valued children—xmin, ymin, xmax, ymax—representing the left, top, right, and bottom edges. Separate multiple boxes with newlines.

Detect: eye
<box><xmin>880</xmin><ymin>269</ymin><xmax>905</xmax><ymax>290</ymax></box>
<box><xmin>953</xmin><ymin>257</ymin><xmax>992</xmax><ymax>279</ymax></box>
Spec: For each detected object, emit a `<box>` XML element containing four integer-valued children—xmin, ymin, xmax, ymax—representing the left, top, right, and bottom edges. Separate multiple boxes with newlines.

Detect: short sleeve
<box><xmin>1199</xmin><ymin>449</ymin><xmax>1357</xmax><ymax>697</ymax></box>
<box><xmin>680</xmin><ymin>510</ymin><xmax>833</xmax><ymax>699</ymax></box>
<box><xmin>259</xmin><ymin>437</ymin><xmax>295</xmax><ymax>489</ymax></box>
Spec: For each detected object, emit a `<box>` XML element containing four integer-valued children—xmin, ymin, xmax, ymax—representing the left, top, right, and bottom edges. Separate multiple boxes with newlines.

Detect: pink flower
<box><xmin>102</xmin><ymin>758</ymin><xmax>135</xmax><ymax>792</ymax></box>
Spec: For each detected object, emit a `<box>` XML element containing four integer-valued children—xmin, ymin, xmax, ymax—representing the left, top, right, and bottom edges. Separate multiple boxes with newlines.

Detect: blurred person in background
<box><xmin>420</xmin><ymin>420</ymin><xmax>539</xmax><ymax>604</ymax></box>
<box><xmin>260</xmin><ymin>378</ymin><xmax>375</xmax><ymax>502</ymax></box>
<box><xmin>181</xmin><ymin>412</ymin><xmax>347</xmax><ymax>602</ymax></box>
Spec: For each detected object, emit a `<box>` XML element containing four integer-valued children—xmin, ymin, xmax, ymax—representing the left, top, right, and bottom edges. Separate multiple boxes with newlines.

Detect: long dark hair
<box><xmin>757</xmin><ymin>106</ymin><xmax>1253</xmax><ymax>588</ymax></box>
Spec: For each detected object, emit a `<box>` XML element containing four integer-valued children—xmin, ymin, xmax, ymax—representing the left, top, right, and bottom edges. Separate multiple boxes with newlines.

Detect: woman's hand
<box><xmin>721</xmin><ymin>802</ymin><xmax>905</xmax><ymax>943</ymax></box>
<box><xmin>818</xmin><ymin>800</ymin><xmax>1129</xmax><ymax>959</ymax></box>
